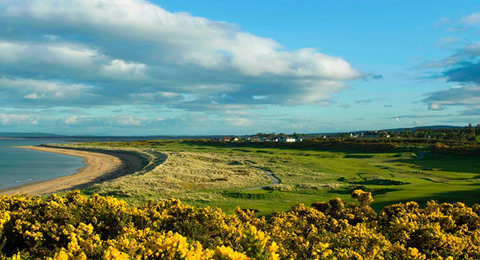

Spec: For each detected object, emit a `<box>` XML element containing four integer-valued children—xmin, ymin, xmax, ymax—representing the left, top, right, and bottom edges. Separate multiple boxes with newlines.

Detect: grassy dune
<box><xmin>80</xmin><ymin>149</ymin><xmax>270</xmax><ymax>204</ymax></box>
<box><xmin>64</xmin><ymin>141</ymin><xmax>480</xmax><ymax>215</ymax></box>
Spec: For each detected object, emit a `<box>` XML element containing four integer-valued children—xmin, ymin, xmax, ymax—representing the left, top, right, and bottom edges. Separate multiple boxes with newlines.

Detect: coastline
<box><xmin>0</xmin><ymin>146</ymin><xmax>144</xmax><ymax>196</ymax></box>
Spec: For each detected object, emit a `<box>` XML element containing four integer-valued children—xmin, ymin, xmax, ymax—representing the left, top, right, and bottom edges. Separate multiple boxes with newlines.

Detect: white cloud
<box><xmin>0</xmin><ymin>41</ymin><xmax>100</xmax><ymax>68</ymax></box>
<box><xmin>101</xmin><ymin>59</ymin><xmax>147</xmax><ymax>79</ymax></box>
<box><xmin>424</xmin><ymin>86</ymin><xmax>480</xmax><ymax>114</ymax></box>
<box><xmin>0</xmin><ymin>42</ymin><xmax>24</xmax><ymax>63</ymax></box>
<box><xmin>224</xmin><ymin>117</ymin><xmax>254</xmax><ymax>127</ymax></box>
<box><xmin>107</xmin><ymin>115</ymin><xmax>144</xmax><ymax>126</ymax></box>
<box><xmin>0</xmin><ymin>40</ymin><xmax>150</xmax><ymax>82</ymax></box>
<box><xmin>0</xmin><ymin>0</ymin><xmax>369</xmax><ymax>134</ymax></box>
<box><xmin>23</xmin><ymin>93</ymin><xmax>39</xmax><ymax>100</ymax></box>
<box><xmin>0</xmin><ymin>113</ymin><xmax>38</xmax><ymax>125</ymax></box>
<box><xmin>64</xmin><ymin>116</ymin><xmax>79</xmax><ymax>125</ymax></box>
<box><xmin>461</xmin><ymin>13</ymin><xmax>480</xmax><ymax>26</ymax></box>
<box><xmin>63</xmin><ymin>115</ymin><xmax>150</xmax><ymax>126</ymax></box>
<box><xmin>436</xmin><ymin>37</ymin><xmax>460</xmax><ymax>49</ymax></box>
<box><xmin>461</xmin><ymin>42</ymin><xmax>480</xmax><ymax>57</ymax></box>
<box><xmin>0</xmin><ymin>78</ymin><xmax>96</xmax><ymax>106</ymax></box>
<box><xmin>429</xmin><ymin>103</ymin><xmax>442</xmax><ymax>110</ymax></box>
<box><xmin>130</xmin><ymin>91</ymin><xmax>182</xmax><ymax>102</ymax></box>
<box><xmin>0</xmin><ymin>0</ymin><xmax>361</xmax><ymax>110</ymax></box>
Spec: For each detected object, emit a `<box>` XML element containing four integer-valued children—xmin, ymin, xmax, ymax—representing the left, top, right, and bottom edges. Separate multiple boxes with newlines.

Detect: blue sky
<box><xmin>0</xmin><ymin>0</ymin><xmax>479</xmax><ymax>135</ymax></box>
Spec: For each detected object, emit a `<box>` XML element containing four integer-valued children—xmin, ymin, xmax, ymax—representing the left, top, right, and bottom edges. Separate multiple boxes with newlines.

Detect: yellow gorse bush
<box><xmin>0</xmin><ymin>190</ymin><xmax>479</xmax><ymax>259</ymax></box>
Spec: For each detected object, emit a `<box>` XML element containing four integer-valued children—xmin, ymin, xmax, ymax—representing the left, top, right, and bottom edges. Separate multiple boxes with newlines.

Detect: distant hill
<box><xmin>0</xmin><ymin>132</ymin><xmax>66</xmax><ymax>138</ymax></box>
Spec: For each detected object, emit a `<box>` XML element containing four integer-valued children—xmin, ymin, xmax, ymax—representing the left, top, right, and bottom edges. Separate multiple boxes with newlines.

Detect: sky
<box><xmin>0</xmin><ymin>0</ymin><xmax>479</xmax><ymax>136</ymax></box>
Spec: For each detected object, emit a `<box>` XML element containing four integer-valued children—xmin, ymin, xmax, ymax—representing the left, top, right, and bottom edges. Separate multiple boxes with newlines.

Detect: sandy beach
<box><xmin>0</xmin><ymin>146</ymin><xmax>144</xmax><ymax>196</ymax></box>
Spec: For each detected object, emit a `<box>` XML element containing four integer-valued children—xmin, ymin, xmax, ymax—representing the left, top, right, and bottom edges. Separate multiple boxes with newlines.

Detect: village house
<box><xmin>223</xmin><ymin>136</ymin><xmax>240</xmax><ymax>142</ymax></box>
<box><xmin>285</xmin><ymin>137</ymin><xmax>296</xmax><ymax>142</ymax></box>
<box><xmin>272</xmin><ymin>136</ymin><xmax>303</xmax><ymax>142</ymax></box>
<box><xmin>243</xmin><ymin>134</ymin><xmax>304</xmax><ymax>143</ymax></box>
<box><xmin>247</xmin><ymin>136</ymin><xmax>262</xmax><ymax>142</ymax></box>
<box><xmin>349</xmin><ymin>133</ymin><xmax>362</xmax><ymax>138</ymax></box>
<box><xmin>363</xmin><ymin>131</ymin><xmax>391</xmax><ymax>138</ymax></box>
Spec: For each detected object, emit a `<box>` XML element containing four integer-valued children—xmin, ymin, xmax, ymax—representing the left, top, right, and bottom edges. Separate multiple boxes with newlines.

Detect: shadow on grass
<box><xmin>338</xmin><ymin>176</ymin><xmax>408</xmax><ymax>186</ymax></box>
<box><xmin>222</xmin><ymin>191</ymin><xmax>283</xmax><ymax>200</ymax></box>
<box><xmin>329</xmin><ymin>187</ymin><xmax>401</xmax><ymax>196</ymax></box>
<box><xmin>180</xmin><ymin>140</ymin><xmax>404</xmax><ymax>154</ymax></box>
<box><xmin>344</xmin><ymin>154</ymin><xmax>374</xmax><ymax>158</ymax></box>
<box><xmin>371</xmin><ymin>185</ymin><xmax>480</xmax><ymax>211</ymax></box>
<box><xmin>390</xmin><ymin>152</ymin><xmax>480</xmax><ymax>175</ymax></box>
<box><xmin>232</xmin><ymin>148</ymin><xmax>252</xmax><ymax>153</ymax></box>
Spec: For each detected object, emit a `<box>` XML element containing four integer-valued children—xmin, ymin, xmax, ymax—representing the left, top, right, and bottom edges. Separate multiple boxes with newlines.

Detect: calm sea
<box><xmin>0</xmin><ymin>139</ymin><xmax>84</xmax><ymax>190</ymax></box>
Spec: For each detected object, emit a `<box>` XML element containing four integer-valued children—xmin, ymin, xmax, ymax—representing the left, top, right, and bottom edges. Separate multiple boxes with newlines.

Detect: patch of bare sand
<box><xmin>0</xmin><ymin>146</ymin><xmax>144</xmax><ymax>196</ymax></box>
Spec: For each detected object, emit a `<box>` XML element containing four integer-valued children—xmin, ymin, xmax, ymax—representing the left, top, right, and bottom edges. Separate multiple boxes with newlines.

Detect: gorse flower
<box><xmin>0</xmin><ymin>190</ymin><xmax>478</xmax><ymax>259</ymax></box>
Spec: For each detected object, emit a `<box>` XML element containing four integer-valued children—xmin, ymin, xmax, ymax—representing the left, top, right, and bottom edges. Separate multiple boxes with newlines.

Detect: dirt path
<box><xmin>0</xmin><ymin>146</ymin><xmax>145</xmax><ymax>196</ymax></box>
<box><xmin>242</xmin><ymin>168</ymin><xmax>281</xmax><ymax>191</ymax></box>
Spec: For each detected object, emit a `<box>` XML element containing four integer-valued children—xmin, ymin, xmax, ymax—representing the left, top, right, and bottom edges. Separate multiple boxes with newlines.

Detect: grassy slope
<box><xmin>68</xmin><ymin>141</ymin><xmax>480</xmax><ymax>215</ymax></box>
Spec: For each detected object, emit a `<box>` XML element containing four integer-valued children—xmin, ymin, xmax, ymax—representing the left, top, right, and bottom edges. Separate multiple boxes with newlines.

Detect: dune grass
<box><xmin>82</xmin><ymin>150</ymin><xmax>270</xmax><ymax>204</ymax></box>
<box><xmin>67</xmin><ymin>140</ymin><xmax>480</xmax><ymax>215</ymax></box>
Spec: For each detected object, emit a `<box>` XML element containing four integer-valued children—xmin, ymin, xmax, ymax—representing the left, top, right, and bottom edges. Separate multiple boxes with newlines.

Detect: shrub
<box><xmin>0</xmin><ymin>190</ymin><xmax>479</xmax><ymax>259</ymax></box>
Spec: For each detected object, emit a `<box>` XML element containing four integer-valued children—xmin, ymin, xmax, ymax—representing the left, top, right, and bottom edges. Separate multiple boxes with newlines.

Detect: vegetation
<box><xmin>85</xmin><ymin>151</ymin><xmax>269</xmax><ymax>202</ymax></box>
<box><xmin>6</xmin><ymin>128</ymin><xmax>479</xmax><ymax>258</ymax></box>
<box><xmin>183</xmin><ymin>139</ymin><xmax>400</xmax><ymax>152</ymax></box>
<box><xmin>388</xmin><ymin>124</ymin><xmax>480</xmax><ymax>142</ymax></box>
<box><xmin>320</xmin><ymin>124</ymin><xmax>480</xmax><ymax>143</ymax></box>
<box><xmin>1</xmin><ymin>190</ymin><xmax>479</xmax><ymax>259</ymax></box>
<box><xmin>50</xmin><ymin>139</ymin><xmax>480</xmax><ymax>216</ymax></box>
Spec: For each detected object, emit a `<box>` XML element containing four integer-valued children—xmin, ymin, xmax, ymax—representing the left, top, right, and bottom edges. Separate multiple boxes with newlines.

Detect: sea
<box><xmin>0</xmin><ymin>138</ymin><xmax>84</xmax><ymax>190</ymax></box>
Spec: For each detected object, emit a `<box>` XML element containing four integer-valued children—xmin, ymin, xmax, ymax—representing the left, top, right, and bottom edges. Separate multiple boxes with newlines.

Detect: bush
<box><xmin>0</xmin><ymin>190</ymin><xmax>478</xmax><ymax>259</ymax></box>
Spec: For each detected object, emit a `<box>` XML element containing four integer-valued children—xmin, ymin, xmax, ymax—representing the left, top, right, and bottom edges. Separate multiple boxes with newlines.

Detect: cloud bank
<box><xmin>422</xmin><ymin>14</ymin><xmax>480</xmax><ymax>116</ymax></box>
<box><xmin>0</xmin><ymin>0</ymin><xmax>360</xmax><ymax>114</ymax></box>
<box><xmin>423</xmin><ymin>42</ymin><xmax>480</xmax><ymax>114</ymax></box>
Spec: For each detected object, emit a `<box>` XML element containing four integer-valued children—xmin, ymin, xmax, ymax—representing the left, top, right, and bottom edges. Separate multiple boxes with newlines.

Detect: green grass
<box><xmin>66</xmin><ymin>140</ymin><xmax>480</xmax><ymax>215</ymax></box>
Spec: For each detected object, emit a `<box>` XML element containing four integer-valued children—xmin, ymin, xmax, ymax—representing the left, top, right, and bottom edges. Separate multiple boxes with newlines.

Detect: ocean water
<box><xmin>0</xmin><ymin>139</ymin><xmax>84</xmax><ymax>190</ymax></box>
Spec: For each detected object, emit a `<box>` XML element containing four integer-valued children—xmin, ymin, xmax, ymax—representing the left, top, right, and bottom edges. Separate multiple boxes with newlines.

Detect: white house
<box><xmin>286</xmin><ymin>137</ymin><xmax>296</xmax><ymax>142</ymax></box>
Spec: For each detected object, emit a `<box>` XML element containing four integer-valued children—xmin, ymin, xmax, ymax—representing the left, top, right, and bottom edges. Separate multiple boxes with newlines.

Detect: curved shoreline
<box><xmin>0</xmin><ymin>146</ymin><xmax>144</xmax><ymax>196</ymax></box>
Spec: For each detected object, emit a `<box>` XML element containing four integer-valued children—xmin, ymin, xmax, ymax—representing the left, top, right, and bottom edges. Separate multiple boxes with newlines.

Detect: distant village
<box><xmin>212</xmin><ymin>135</ymin><xmax>304</xmax><ymax>143</ymax></box>
<box><xmin>211</xmin><ymin>130</ymin><xmax>394</xmax><ymax>143</ymax></box>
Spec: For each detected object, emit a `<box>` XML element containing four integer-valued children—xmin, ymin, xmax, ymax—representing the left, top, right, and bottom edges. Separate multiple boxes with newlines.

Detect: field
<box><xmin>59</xmin><ymin>140</ymin><xmax>480</xmax><ymax>216</ymax></box>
